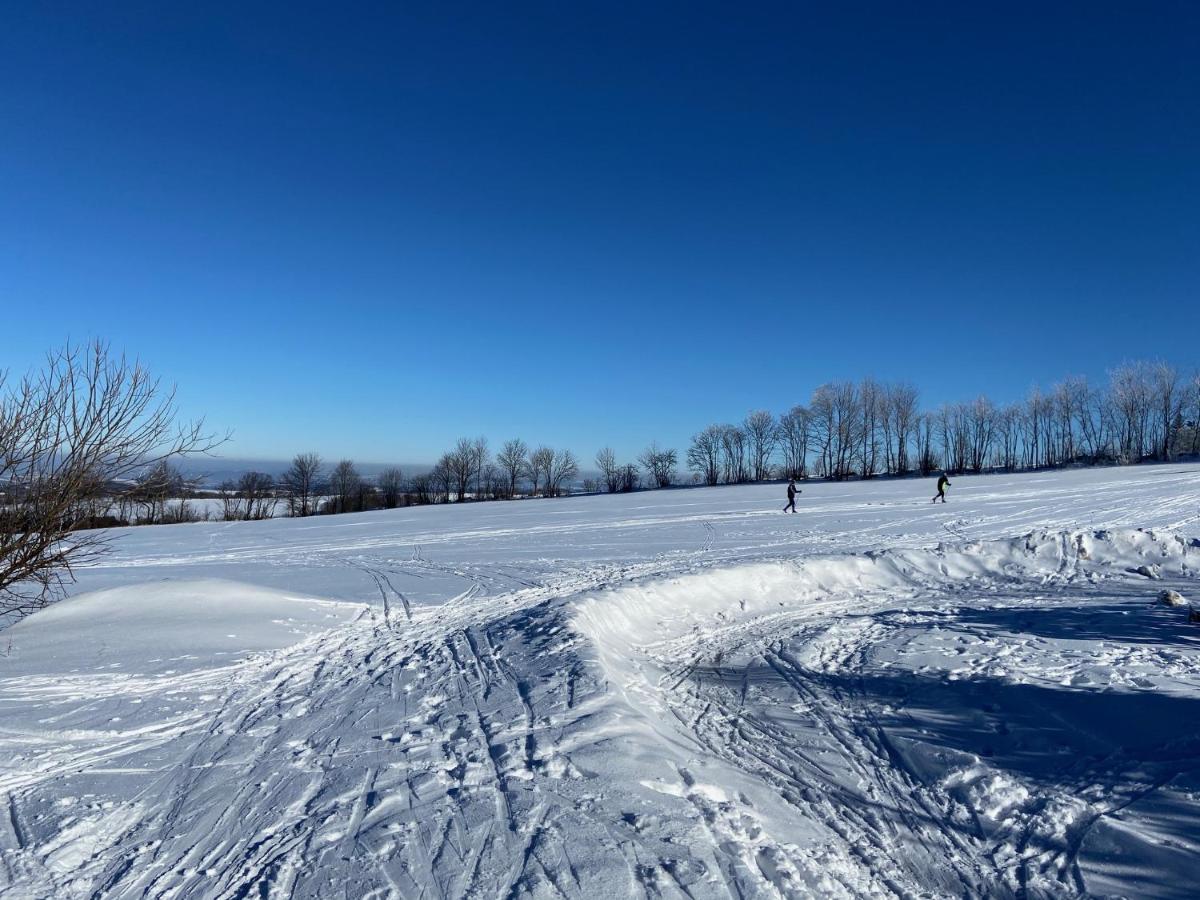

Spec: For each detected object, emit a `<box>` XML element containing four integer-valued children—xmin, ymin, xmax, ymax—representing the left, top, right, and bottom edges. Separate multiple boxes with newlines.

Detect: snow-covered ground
<box><xmin>2</xmin><ymin>466</ymin><xmax>1199</xmax><ymax>898</ymax></box>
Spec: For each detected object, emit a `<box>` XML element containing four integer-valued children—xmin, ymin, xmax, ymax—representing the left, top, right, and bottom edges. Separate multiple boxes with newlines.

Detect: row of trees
<box><xmin>46</xmin><ymin>358</ymin><xmax>1199</xmax><ymax>528</ymax></box>
<box><xmin>104</xmin><ymin>357</ymin><xmax>1200</xmax><ymax>527</ymax></box>
<box><xmin>249</xmin><ymin>440</ymin><xmax>584</xmax><ymax>519</ymax></box>
<box><xmin>430</xmin><ymin>438</ymin><xmax>579</xmax><ymax>502</ymax></box>
<box><xmin>685</xmin><ymin>361</ymin><xmax>1200</xmax><ymax>483</ymax></box>
<box><xmin>258</xmin><ymin>360</ymin><xmax>1200</xmax><ymax>519</ymax></box>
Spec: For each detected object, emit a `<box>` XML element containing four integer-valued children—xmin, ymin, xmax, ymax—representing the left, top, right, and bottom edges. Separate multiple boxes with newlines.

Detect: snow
<box><xmin>1</xmin><ymin>464</ymin><xmax>1199</xmax><ymax>897</ymax></box>
<box><xmin>1</xmin><ymin>580</ymin><xmax>365</xmax><ymax>679</ymax></box>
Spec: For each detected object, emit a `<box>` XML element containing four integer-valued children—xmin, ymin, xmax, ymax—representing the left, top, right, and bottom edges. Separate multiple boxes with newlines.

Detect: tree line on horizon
<box><xmin>208</xmin><ymin>357</ymin><xmax>1200</xmax><ymax>520</ymax></box>
<box><xmin>687</xmin><ymin>360</ymin><xmax>1200</xmax><ymax>485</ymax></box>
<box><xmin>15</xmin><ymin>355</ymin><xmax>1200</xmax><ymax>530</ymax></box>
<box><xmin>205</xmin><ymin>439</ymin><xmax>584</xmax><ymax>520</ymax></box>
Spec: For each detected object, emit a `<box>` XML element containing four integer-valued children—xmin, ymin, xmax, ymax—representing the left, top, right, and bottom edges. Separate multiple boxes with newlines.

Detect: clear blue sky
<box><xmin>3</xmin><ymin>2</ymin><xmax>1197</xmax><ymax>464</ymax></box>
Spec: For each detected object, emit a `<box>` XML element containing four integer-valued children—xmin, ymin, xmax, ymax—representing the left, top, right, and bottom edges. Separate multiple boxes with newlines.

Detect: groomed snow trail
<box><xmin>2</xmin><ymin>467</ymin><xmax>1199</xmax><ymax>898</ymax></box>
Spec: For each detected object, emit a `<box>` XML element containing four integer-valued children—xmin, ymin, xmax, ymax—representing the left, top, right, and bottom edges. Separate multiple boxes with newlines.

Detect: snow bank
<box><xmin>571</xmin><ymin>528</ymin><xmax>1200</xmax><ymax>898</ymax></box>
<box><xmin>1</xmin><ymin>580</ymin><xmax>366</xmax><ymax>679</ymax></box>
<box><xmin>574</xmin><ymin>527</ymin><xmax>1200</xmax><ymax>663</ymax></box>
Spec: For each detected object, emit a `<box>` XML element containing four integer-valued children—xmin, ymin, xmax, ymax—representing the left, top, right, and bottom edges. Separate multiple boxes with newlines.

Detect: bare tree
<box><xmin>618</xmin><ymin>463</ymin><xmax>640</xmax><ymax>492</ymax></box>
<box><xmin>327</xmin><ymin>459</ymin><xmax>362</xmax><ymax>513</ymax></box>
<box><xmin>742</xmin><ymin>410</ymin><xmax>776</xmax><ymax>481</ymax></box>
<box><xmin>1051</xmin><ymin>378</ymin><xmax>1082</xmax><ymax>463</ymax></box>
<box><xmin>856</xmin><ymin>379</ymin><xmax>882</xmax><ymax>478</ymax></box>
<box><xmin>218</xmin><ymin>480</ymin><xmax>240</xmax><ymax>521</ymax></box>
<box><xmin>0</xmin><ymin>342</ymin><xmax>223</xmax><ymax>619</ymax></box>
<box><xmin>1109</xmin><ymin>362</ymin><xmax>1154</xmax><ymax>463</ymax></box>
<box><xmin>444</xmin><ymin>438</ymin><xmax>476</xmax><ymax>501</ymax></box>
<box><xmin>219</xmin><ymin>471</ymin><xmax>276</xmax><ymax>521</ymax></box>
<box><xmin>481</xmin><ymin>463</ymin><xmax>503</xmax><ymax>500</ymax></box>
<box><xmin>916</xmin><ymin>412</ymin><xmax>938</xmax><ymax>476</ymax></box>
<box><xmin>718</xmin><ymin>425</ymin><xmax>749</xmax><ymax>484</ymax></box>
<box><xmin>966</xmin><ymin>396</ymin><xmax>997</xmax><ymax>473</ymax></box>
<box><xmin>408</xmin><ymin>471</ymin><xmax>434</xmax><ymax>505</ymax></box>
<box><xmin>776</xmin><ymin>407</ymin><xmax>810</xmax><ymax>479</ymax></box>
<box><xmin>687</xmin><ymin>426</ymin><xmax>723</xmax><ymax>486</ymax></box>
<box><xmin>1151</xmin><ymin>362</ymin><xmax>1182</xmax><ymax>460</ymax></box>
<box><xmin>430</xmin><ymin>457</ymin><xmax>453</xmax><ymax>503</ymax></box>
<box><xmin>937</xmin><ymin>403</ymin><xmax>969</xmax><ymax>473</ymax></box>
<box><xmin>280</xmin><ymin>452</ymin><xmax>322</xmax><ymax>517</ymax></box>
<box><xmin>595</xmin><ymin>446</ymin><xmax>620</xmax><ymax>493</ymax></box>
<box><xmin>547</xmin><ymin>449</ymin><xmax>579</xmax><ymax>497</ymax></box>
<box><xmin>470</xmin><ymin>436</ymin><xmax>490</xmax><ymax>497</ymax></box>
<box><xmin>995</xmin><ymin>404</ymin><xmax>1023</xmax><ymax>470</ymax></box>
<box><xmin>1072</xmin><ymin>378</ymin><xmax>1111</xmax><ymax>462</ymax></box>
<box><xmin>241</xmin><ymin>471</ymin><xmax>276</xmax><ymax>520</ymax></box>
<box><xmin>527</xmin><ymin>446</ymin><xmax>553</xmax><ymax>497</ymax></box>
<box><xmin>1186</xmin><ymin>373</ymin><xmax>1200</xmax><ymax>456</ymax></box>
<box><xmin>131</xmin><ymin>460</ymin><xmax>196</xmax><ymax>524</ymax></box>
<box><xmin>377</xmin><ymin>467</ymin><xmax>404</xmax><ymax>509</ymax></box>
<box><xmin>809</xmin><ymin>383</ymin><xmax>860</xmax><ymax>479</ymax></box>
<box><xmin>497</xmin><ymin>438</ymin><xmax>529</xmax><ymax>498</ymax></box>
<box><xmin>354</xmin><ymin>479</ymin><xmax>378</xmax><ymax>512</ymax></box>
<box><xmin>809</xmin><ymin>389</ymin><xmax>835</xmax><ymax>478</ymax></box>
<box><xmin>638</xmin><ymin>442</ymin><xmax>677</xmax><ymax>489</ymax></box>
<box><xmin>888</xmin><ymin>383</ymin><xmax>919</xmax><ymax>475</ymax></box>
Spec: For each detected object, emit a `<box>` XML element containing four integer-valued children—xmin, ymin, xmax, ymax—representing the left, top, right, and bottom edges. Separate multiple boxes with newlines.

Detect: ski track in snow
<box><xmin>1</xmin><ymin>466</ymin><xmax>1200</xmax><ymax>898</ymax></box>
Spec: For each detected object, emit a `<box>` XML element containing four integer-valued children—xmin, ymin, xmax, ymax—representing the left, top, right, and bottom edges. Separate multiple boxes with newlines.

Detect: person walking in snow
<box><xmin>932</xmin><ymin>472</ymin><xmax>951</xmax><ymax>503</ymax></box>
<box><xmin>783</xmin><ymin>477</ymin><xmax>801</xmax><ymax>513</ymax></box>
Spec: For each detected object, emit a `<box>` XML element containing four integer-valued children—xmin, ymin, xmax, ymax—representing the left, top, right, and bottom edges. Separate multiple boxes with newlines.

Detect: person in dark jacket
<box><xmin>783</xmin><ymin>477</ymin><xmax>801</xmax><ymax>513</ymax></box>
<box><xmin>932</xmin><ymin>473</ymin><xmax>951</xmax><ymax>503</ymax></box>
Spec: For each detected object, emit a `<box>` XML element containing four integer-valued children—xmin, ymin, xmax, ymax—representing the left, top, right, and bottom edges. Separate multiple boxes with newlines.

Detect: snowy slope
<box><xmin>1</xmin><ymin>465</ymin><xmax>1199</xmax><ymax>898</ymax></box>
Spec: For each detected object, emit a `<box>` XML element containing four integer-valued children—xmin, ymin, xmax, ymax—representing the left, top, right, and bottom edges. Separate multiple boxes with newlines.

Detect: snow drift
<box><xmin>1</xmin><ymin>467</ymin><xmax>1199</xmax><ymax>898</ymax></box>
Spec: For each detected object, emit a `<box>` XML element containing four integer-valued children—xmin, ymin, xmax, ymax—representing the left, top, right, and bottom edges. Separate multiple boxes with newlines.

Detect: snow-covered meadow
<box><xmin>2</xmin><ymin>465</ymin><xmax>1199</xmax><ymax>898</ymax></box>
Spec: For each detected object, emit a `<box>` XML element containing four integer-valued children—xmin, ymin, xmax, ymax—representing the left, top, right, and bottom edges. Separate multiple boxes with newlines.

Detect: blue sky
<box><xmin>2</xmin><ymin>2</ymin><xmax>1197</xmax><ymax>464</ymax></box>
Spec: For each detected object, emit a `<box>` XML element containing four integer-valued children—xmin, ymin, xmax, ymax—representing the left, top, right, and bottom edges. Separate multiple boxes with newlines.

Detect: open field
<box><xmin>2</xmin><ymin>465</ymin><xmax>1199</xmax><ymax>897</ymax></box>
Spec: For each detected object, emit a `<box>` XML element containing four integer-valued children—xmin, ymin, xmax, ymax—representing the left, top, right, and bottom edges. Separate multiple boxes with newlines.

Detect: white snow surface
<box><xmin>2</xmin><ymin>465</ymin><xmax>1200</xmax><ymax>898</ymax></box>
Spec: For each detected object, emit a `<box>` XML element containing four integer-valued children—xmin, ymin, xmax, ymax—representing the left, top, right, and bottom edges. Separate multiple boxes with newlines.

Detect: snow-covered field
<box><xmin>2</xmin><ymin>466</ymin><xmax>1199</xmax><ymax>898</ymax></box>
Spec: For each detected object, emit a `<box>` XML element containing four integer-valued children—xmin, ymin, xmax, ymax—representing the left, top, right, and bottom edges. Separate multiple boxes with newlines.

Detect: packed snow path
<box><xmin>1</xmin><ymin>466</ymin><xmax>1199</xmax><ymax>898</ymax></box>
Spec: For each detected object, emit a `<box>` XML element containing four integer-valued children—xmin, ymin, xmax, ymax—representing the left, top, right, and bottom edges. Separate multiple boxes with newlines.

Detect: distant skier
<box><xmin>783</xmin><ymin>477</ymin><xmax>801</xmax><ymax>513</ymax></box>
<box><xmin>932</xmin><ymin>472</ymin><xmax>951</xmax><ymax>503</ymax></box>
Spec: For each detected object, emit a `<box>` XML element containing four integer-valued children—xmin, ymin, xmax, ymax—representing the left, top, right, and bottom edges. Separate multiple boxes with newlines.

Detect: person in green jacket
<box><xmin>932</xmin><ymin>473</ymin><xmax>951</xmax><ymax>503</ymax></box>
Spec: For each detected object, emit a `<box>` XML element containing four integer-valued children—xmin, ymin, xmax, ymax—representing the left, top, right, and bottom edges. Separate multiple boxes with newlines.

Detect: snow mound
<box><xmin>572</xmin><ymin>528</ymin><xmax>1200</xmax><ymax>898</ymax></box>
<box><xmin>574</xmin><ymin>527</ymin><xmax>1200</xmax><ymax>657</ymax></box>
<box><xmin>1</xmin><ymin>579</ymin><xmax>366</xmax><ymax>678</ymax></box>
